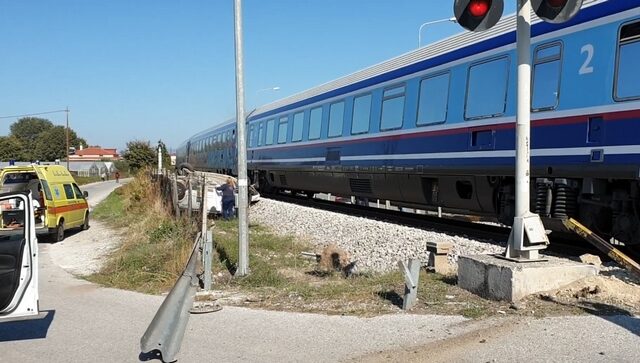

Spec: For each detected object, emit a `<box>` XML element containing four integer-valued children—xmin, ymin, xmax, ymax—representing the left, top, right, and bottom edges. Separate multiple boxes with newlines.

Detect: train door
<box><xmin>0</xmin><ymin>192</ymin><xmax>39</xmax><ymax>321</ymax></box>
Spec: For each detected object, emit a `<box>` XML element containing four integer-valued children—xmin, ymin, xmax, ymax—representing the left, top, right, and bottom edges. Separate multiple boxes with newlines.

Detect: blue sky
<box><xmin>0</xmin><ymin>0</ymin><xmax>516</xmax><ymax>151</ymax></box>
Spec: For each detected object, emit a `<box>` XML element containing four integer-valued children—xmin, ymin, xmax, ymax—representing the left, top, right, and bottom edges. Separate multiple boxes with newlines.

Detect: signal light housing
<box><xmin>531</xmin><ymin>0</ymin><xmax>584</xmax><ymax>24</ymax></box>
<box><xmin>454</xmin><ymin>0</ymin><xmax>504</xmax><ymax>32</ymax></box>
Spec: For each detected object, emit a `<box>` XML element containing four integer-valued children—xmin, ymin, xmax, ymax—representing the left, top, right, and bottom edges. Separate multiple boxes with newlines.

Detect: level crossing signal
<box><xmin>454</xmin><ymin>0</ymin><xmax>584</xmax><ymax>32</ymax></box>
<box><xmin>531</xmin><ymin>0</ymin><xmax>583</xmax><ymax>23</ymax></box>
<box><xmin>454</xmin><ymin>0</ymin><xmax>504</xmax><ymax>32</ymax></box>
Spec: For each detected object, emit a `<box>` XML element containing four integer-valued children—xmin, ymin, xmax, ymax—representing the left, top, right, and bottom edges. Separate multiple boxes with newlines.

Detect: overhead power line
<box><xmin>0</xmin><ymin>109</ymin><xmax>68</xmax><ymax>119</ymax></box>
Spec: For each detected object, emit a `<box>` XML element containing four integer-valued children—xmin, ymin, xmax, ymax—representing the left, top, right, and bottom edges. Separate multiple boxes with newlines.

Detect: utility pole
<box><xmin>158</xmin><ymin>142</ymin><xmax>163</xmax><ymax>175</ymax></box>
<box><xmin>233</xmin><ymin>0</ymin><xmax>249</xmax><ymax>276</ymax></box>
<box><xmin>65</xmin><ymin>107</ymin><xmax>70</xmax><ymax>170</ymax></box>
<box><xmin>504</xmin><ymin>0</ymin><xmax>548</xmax><ymax>260</ymax></box>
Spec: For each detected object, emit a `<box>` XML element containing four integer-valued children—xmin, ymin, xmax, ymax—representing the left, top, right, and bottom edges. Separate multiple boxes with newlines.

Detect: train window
<box><xmin>308</xmin><ymin>107</ymin><xmax>322</xmax><ymax>140</ymax></box>
<box><xmin>248</xmin><ymin>124</ymin><xmax>255</xmax><ymax>147</ymax></box>
<box><xmin>277</xmin><ymin>116</ymin><xmax>288</xmax><ymax>144</ymax></box>
<box><xmin>615</xmin><ymin>21</ymin><xmax>640</xmax><ymax>101</ymax></box>
<box><xmin>265</xmin><ymin>119</ymin><xmax>275</xmax><ymax>145</ymax></box>
<box><xmin>417</xmin><ymin>72</ymin><xmax>450</xmax><ymax>126</ymax></box>
<box><xmin>258</xmin><ymin>122</ymin><xmax>265</xmax><ymax>146</ymax></box>
<box><xmin>532</xmin><ymin>43</ymin><xmax>562</xmax><ymax>111</ymax></box>
<box><xmin>465</xmin><ymin>56</ymin><xmax>510</xmax><ymax>120</ymax></box>
<box><xmin>328</xmin><ymin>101</ymin><xmax>345</xmax><ymax>138</ymax></box>
<box><xmin>381</xmin><ymin>85</ymin><xmax>405</xmax><ymax>131</ymax></box>
<box><xmin>352</xmin><ymin>94</ymin><xmax>372</xmax><ymax>134</ymax></box>
<box><xmin>292</xmin><ymin>112</ymin><xmax>304</xmax><ymax>142</ymax></box>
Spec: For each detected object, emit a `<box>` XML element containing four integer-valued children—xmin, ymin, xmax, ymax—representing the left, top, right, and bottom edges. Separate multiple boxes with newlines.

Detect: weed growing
<box><xmin>88</xmin><ymin>170</ymin><xmax>196</xmax><ymax>294</ymax></box>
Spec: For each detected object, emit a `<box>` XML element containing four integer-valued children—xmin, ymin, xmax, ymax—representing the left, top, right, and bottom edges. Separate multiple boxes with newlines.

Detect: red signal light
<box><xmin>454</xmin><ymin>0</ymin><xmax>503</xmax><ymax>32</ymax></box>
<box><xmin>469</xmin><ymin>0</ymin><xmax>491</xmax><ymax>17</ymax></box>
<box><xmin>546</xmin><ymin>0</ymin><xmax>567</xmax><ymax>8</ymax></box>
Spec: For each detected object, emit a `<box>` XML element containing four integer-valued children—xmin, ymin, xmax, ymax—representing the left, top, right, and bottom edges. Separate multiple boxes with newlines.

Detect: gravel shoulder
<box><xmin>47</xmin><ymin>221</ymin><xmax>122</xmax><ymax>276</ymax></box>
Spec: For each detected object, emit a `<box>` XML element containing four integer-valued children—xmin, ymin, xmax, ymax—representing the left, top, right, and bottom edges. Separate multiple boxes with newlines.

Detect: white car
<box><xmin>0</xmin><ymin>191</ymin><xmax>40</xmax><ymax>321</ymax></box>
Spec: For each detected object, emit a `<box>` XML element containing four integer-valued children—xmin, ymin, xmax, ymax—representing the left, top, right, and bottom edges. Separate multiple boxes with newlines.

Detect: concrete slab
<box><xmin>458</xmin><ymin>254</ymin><xmax>598</xmax><ymax>302</ymax></box>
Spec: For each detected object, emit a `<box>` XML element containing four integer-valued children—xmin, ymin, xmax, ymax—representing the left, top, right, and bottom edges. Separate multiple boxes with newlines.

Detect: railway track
<box><xmin>263</xmin><ymin>191</ymin><xmax>636</xmax><ymax>261</ymax></box>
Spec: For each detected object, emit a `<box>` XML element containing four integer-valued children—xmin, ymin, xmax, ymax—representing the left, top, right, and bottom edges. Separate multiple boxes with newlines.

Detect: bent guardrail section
<box><xmin>140</xmin><ymin>234</ymin><xmax>201</xmax><ymax>362</ymax></box>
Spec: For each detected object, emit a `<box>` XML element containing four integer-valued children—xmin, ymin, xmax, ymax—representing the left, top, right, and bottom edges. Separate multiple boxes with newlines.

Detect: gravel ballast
<box><xmin>249</xmin><ymin>198</ymin><xmax>506</xmax><ymax>273</ymax></box>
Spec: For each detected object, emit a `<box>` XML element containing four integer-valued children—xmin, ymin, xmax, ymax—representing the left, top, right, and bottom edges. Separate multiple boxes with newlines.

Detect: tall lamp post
<box><xmin>65</xmin><ymin>107</ymin><xmax>70</xmax><ymax>170</ymax></box>
<box><xmin>418</xmin><ymin>17</ymin><xmax>457</xmax><ymax>48</ymax></box>
<box><xmin>233</xmin><ymin>0</ymin><xmax>249</xmax><ymax>276</ymax></box>
<box><xmin>257</xmin><ymin>86</ymin><xmax>280</xmax><ymax>93</ymax></box>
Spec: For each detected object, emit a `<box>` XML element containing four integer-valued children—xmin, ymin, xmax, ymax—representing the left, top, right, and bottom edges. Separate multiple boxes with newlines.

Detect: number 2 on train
<box><xmin>579</xmin><ymin>44</ymin><xmax>594</xmax><ymax>75</ymax></box>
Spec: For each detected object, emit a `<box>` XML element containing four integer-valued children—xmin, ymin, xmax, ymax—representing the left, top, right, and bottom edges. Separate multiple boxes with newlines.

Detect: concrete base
<box><xmin>458</xmin><ymin>254</ymin><xmax>598</xmax><ymax>302</ymax></box>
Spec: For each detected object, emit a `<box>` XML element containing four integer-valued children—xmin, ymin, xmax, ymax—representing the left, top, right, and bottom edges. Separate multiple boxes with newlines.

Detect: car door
<box><xmin>0</xmin><ymin>192</ymin><xmax>39</xmax><ymax>321</ymax></box>
<box><xmin>62</xmin><ymin>183</ymin><xmax>80</xmax><ymax>227</ymax></box>
<box><xmin>72</xmin><ymin>183</ymin><xmax>88</xmax><ymax>224</ymax></box>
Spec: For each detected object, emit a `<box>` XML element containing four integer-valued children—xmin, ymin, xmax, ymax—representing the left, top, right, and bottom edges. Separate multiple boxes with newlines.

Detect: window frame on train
<box><xmin>265</xmin><ymin>119</ymin><xmax>275</xmax><ymax>145</ymax></box>
<box><xmin>292</xmin><ymin>111</ymin><xmax>304</xmax><ymax>142</ymax></box>
<box><xmin>417</xmin><ymin>71</ymin><xmax>451</xmax><ymax>127</ymax></box>
<box><xmin>464</xmin><ymin>55</ymin><xmax>511</xmax><ymax>120</ymax></box>
<box><xmin>258</xmin><ymin>121</ymin><xmax>265</xmax><ymax>146</ymax></box>
<box><xmin>248</xmin><ymin>123</ymin><xmax>255</xmax><ymax>148</ymax></box>
<box><xmin>614</xmin><ymin>19</ymin><xmax>640</xmax><ymax>102</ymax></box>
<box><xmin>531</xmin><ymin>42</ymin><xmax>563</xmax><ymax>112</ymax></box>
<box><xmin>277</xmin><ymin>116</ymin><xmax>288</xmax><ymax>144</ymax></box>
<box><xmin>308</xmin><ymin>106</ymin><xmax>323</xmax><ymax>140</ymax></box>
<box><xmin>328</xmin><ymin>100</ymin><xmax>345</xmax><ymax>138</ymax></box>
<box><xmin>351</xmin><ymin>93</ymin><xmax>372</xmax><ymax>135</ymax></box>
<box><xmin>380</xmin><ymin>83</ymin><xmax>406</xmax><ymax>131</ymax></box>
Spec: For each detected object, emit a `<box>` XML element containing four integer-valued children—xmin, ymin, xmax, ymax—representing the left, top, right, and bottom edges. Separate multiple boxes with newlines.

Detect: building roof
<box><xmin>75</xmin><ymin>147</ymin><xmax>119</xmax><ymax>156</ymax></box>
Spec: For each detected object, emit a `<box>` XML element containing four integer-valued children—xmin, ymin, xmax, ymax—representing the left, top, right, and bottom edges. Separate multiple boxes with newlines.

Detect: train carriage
<box><xmin>177</xmin><ymin>0</ymin><xmax>640</xmax><ymax>247</ymax></box>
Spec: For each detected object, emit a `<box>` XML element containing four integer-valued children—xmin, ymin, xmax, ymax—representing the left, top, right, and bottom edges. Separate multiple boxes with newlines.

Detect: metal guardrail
<box><xmin>140</xmin><ymin>233</ymin><xmax>201</xmax><ymax>362</ymax></box>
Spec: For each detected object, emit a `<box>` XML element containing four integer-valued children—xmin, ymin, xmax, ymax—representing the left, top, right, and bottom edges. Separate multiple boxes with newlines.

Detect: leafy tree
<box><xmin>32</xmin><ymin>126</ymin><xmax>67</xmax><ymax>161</ymax></box>
<box><xmin>123</xmin><ymin>140</ymin><xmax>156</xmax><ymax>171</ymax></box>
<box><xmin>10</xmin><ymin>117</ymin><xmax>54</xmax><ymax>160</ymax></box>
<box><xmin>0</xmin><ymin>136</ymin><xmax>24</xmax><ymax>161</ymax></box>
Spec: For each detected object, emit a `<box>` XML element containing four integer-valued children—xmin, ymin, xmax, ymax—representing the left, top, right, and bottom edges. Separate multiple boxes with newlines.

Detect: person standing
<box><xmin>216</xmin><ymin>177</ymin><xmax>237</xmax><ymax>220</ymax></box>
<box><xmin>115</xmin><ymin>171</ymin><xmax>120</xmax><ymax>183</ymax></box>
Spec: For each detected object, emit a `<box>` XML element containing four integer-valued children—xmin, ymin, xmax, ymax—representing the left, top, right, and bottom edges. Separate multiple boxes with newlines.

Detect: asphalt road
<box><xmin>0</xmin><ymin>180</ymin><xmax>638</xmax><ymax>362</ymax></box>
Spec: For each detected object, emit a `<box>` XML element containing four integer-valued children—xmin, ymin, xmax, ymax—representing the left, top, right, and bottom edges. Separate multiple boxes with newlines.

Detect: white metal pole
<box><xmin>158</xmin><ymin>144</ymin><xmax>162</xmax><ymax>175</ymax></box>
<box><xmin>515</xmin><ymin>0</ymin><xmax>531</xmax><ymax>219</ymax></box>
<box><xmin>234</xmin><ymin>0</ymin><xmax>249</xmax><ymax>276</ymax></box>
<box><xmin>505</xmin><ymin>0</ymin><xmax>548</xmax><ymax>260</ymax></box>
<box><xmin>65</xmin><ymin>108</ymin><xmax>70</xmax><ymax>170</ymax></box>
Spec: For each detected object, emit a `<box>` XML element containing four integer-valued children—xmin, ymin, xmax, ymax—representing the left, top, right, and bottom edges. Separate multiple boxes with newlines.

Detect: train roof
<box><xmin>250</xmin><ymin>0</ymin><xmax>609</xmax><ymax>120</ymax></box>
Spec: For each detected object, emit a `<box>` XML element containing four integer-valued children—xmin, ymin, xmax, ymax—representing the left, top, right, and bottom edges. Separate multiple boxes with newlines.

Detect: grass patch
<box><xmin>211</xmin><ymin>220</ymin><xmax>495</xmax><ymax>317</ymax></box>
<box><xmin>74</xmin><ymin>176</ymin><xmax>102</xmax><ymax>185</ymax></box>
<box><xmin>91</xmin><ymin>189</ymin><xmax>125</xmax><ymax>225</ymax></box>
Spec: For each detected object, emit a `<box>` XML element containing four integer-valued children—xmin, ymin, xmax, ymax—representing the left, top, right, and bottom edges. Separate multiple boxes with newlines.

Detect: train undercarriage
<box><xmin>252</xmin><ymin>168</ymin><xmax>640</xmax><ymax>248</ymax></box>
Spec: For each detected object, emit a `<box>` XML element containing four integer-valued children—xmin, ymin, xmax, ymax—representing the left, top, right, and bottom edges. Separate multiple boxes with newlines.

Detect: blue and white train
<box><xmin>177</xmin><ymin>0</ymin><xmax>640</xmax><ymax>246</ymax></box>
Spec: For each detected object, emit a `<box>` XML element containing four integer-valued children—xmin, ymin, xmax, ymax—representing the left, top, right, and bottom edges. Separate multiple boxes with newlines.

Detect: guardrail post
<box><xmin>398</xmin><ymin>258</ymin><xmax>421</xmax><ymax>310</ymax></box>
<box><xmin>187</xmin><ymin>175</ymin><xmax>192</xmax><ymax>218</ymax></box>
<box><xmin>171</xmin><ymin>176</ymin><xmax>180</xmax><ymax>218</ymax></box>
<box><xmin>203</xmin><ymin>229</ymin><xmax>213</xmax><ymax>291</ymax></box>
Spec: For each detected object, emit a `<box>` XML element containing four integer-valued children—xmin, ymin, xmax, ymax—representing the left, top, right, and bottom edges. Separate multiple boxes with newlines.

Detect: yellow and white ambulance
<box><xmin>0</xmin><ymin>164</ymin><xmax>89</xmax><ymax>242</ymax></box>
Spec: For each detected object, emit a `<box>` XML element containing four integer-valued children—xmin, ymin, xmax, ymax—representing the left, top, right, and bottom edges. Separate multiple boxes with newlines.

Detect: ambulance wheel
<box><xmin>82</xmin><ymin>212</ymin><xmax>90</xmax><ymax>230</ymax></box>
<box><xmin>53</xmin><ymin>221</ymin><xmax>65</xmax><ymax>242</ymax></box>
